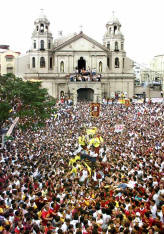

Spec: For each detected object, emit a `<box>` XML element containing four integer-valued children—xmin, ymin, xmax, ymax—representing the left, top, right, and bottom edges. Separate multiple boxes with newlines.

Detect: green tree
<box><xmin>0</xmin><ymin>101</ymin><xmax>11</xmax><ymax>127</ymax></box>
<box><xmin>0</xmin><ymin>73</ymin><xmax>56</xmax><ymax>129</ymax></box>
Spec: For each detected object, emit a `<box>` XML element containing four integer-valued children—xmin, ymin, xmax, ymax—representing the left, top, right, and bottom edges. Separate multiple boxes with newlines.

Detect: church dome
<box><xmin>34</xmin><ymin>9</ymin><xmax>49</xmax><ymax>24</ymax></box>
<box><xmin>106</xmin><ymin>14</ymin><xmax>121</xmax><ymax>26</ymax></box>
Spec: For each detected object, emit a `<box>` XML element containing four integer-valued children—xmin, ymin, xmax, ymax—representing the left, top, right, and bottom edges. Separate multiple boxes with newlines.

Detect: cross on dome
<box><xmin>39</xmin><ymin>8</ymin><xmax>47</xmax><ymax>19</ymax></box>
<box><xmin>112</xmin><ymin>10</ymin><xmax>115</xmax><ymax>18</ymax></box>
<box><xmin>40</xmin><ymin>8</ymin><xmax>44</xmax><ymax>14</ymax></box>
<box><xmin>80</xmin><ymin>25</ymin><xmax>83</xmax><ymax>33</ymax></box>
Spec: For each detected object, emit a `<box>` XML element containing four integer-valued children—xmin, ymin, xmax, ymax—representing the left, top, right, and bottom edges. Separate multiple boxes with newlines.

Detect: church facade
<box><xmin>16</xmin><ymin>11</ymin><xmax>135</xmax><ymax>103</ymax></box>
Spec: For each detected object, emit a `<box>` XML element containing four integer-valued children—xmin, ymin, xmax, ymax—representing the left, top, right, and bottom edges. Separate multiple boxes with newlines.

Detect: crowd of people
<box><xmin>69</xmin><ymin>68</ymin><xmax>101</xmax><ymax>82</ymax></box>
<box><xmin>0</xmin><ymin>101</ymin><xmax>164</xmax><ymax>233</ymax></box>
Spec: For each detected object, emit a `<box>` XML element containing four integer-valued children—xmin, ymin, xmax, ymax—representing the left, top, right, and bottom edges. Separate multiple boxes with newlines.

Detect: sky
<box><xmin>0</xmin><ymin>0</ymin><xmax>164</xmax><ymax>65</ymax></box>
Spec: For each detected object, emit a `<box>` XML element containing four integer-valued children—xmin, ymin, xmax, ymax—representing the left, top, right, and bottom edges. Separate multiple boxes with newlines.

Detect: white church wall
<box><xmin>59</xmin><ymin>38</ymin><xmax>105</xmax><ymax>52</ymax></box>
<box><xmin>16</xmin><ymin>54</ymin><xmax>30</xmax><ymax>78</ymax></box>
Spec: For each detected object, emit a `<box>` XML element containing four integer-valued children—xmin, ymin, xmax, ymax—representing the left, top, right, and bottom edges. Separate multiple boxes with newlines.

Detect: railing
<box><xmin>67</xmin><ymin>72</ymin><xmax>101</xmax><ymax>82</ymax></box>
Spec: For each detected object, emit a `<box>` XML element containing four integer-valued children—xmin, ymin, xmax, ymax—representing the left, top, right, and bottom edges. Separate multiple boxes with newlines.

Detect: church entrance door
<box><xmin>78</xmin><ymin>57</ymin><xmax>86</xmax><ymax>73</ymax></box>
<box><xmin>77</xmin><ymin>88</ymin><xmax>94</xmax><ymax>102</ymax></box>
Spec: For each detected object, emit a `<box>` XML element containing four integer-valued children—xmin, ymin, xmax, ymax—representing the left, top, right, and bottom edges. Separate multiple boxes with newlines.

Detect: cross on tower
<box><xmin>40</xmin><ymin>8</ymin><xmax>44</xmax><ymax>14</ymax></box>
<box><xmin>112</xmin><ymin>10</ymin><xmax>115</xmax><ymax>18</ymax></box>
<box><xmin>80</xmin><ymin>25</ymin><xmax>83</xmax><ymax>33</ymax></box>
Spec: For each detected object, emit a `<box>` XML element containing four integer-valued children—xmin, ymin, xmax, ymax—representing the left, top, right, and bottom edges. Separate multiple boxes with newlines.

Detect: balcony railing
<box><xmin>67</xmin><ymin>71</ymin><xmax>101</xmax><ymax>82</ymax></box>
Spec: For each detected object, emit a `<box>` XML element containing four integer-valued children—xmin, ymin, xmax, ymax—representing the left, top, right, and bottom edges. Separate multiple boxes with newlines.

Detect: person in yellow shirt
<box><xmin>67</xmin><ymin>162</ymin><xmax>79</xmax><ymax>177</ymax></box>
<box><xmin>83</xmin><ymin>162</ymin><xmax>92</xmax><ymax>177</ymax></box>
<box><xmin>69</xmin><ymin>155</ymin><xmax>81</xmax><ymax>167</ymax></box>
<box><xmin>88</xmin><ymin>133</ymin><xmax>103</xmax><ymax>155</ymax></box>
<box><xmin>69</xmin><ymin>157</ymin><xmax>77</xmax><ymax>167</ymax></box>
<box><xmin>78</xmin><ymin>135</ymin><xmax>86</xmax><ymax>149</ymax></box>
<box><xmin>78</xmin><ymin>128</ymin><xmax>87</xmax><ymax>149</ymax></box>
<box><xmin>75</xmin><ymin>155</ymin><xmax>81</xmax><ymax>161</ymax></box>
<box><xmin>86</xmin><ymin>127</ymin><xmax>97</xmax><ymax>136</ymax></box>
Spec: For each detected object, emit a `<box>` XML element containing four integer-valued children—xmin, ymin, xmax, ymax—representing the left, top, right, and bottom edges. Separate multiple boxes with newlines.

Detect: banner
<box><xmin>118</xmin><ymin>99</ymin><xmax>130</xmax><ymax>106</ymax></box>
<box><xmin>125</xmin><ymin>99</ymin><xmax>130</xmax><ymax>107</ymax></box>
<box><xmin>91</xmin><ymin>103</ymin><xmax>100</xmax><ymax>117</ymax></box>
<box><xmin>6</xmin><ymin>117</ymin><xmax>19</xmax><ymax>137</ymax></box>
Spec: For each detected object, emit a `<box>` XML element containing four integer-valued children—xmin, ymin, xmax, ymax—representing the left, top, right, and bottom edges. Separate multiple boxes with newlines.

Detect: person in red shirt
<box><xmin>139</xmin><ymin>203</ymin><xmax>147</xmax><ymax>216</ymax></box>
<box><xmin>48</xmin><ymin>203</ymin><xmax>57</xmax><ymax>218</ymax></box>
<box><xmin>41</xmin><ymin>205</ymin><xmax>53</xmax><ymax>226</ymax></box>
<box><xmin>44</xmin><ymin>222</ymin><xmax>55</xmax><ymax>234</ymax></box>
<box><xmin>14</xmin><ymin>221</ymin><xmax>24</xmax><ymax>234</ymax></box>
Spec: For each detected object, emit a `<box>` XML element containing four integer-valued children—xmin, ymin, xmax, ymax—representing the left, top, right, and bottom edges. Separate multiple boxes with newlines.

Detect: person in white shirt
<box><xmin>156</xmin><ymin>206</ymin><xmax>164</xmax><ymax>223</ymax></box>
<box><xmin>96</xmin><ymin>213</ymin><xmax>103</xmax><ymax>225</ymax></box>
<box><xmin>79</xmin><ymin>168</ymin><xmax>88</xmax><ymax>182</ymax></box>
<box><xmin>150</xmin><ymin>200</ymin><xmax>157</xmax><ymax>218</ymax></box>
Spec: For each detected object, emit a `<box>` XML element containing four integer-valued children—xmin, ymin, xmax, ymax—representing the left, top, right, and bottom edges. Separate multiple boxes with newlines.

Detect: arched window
<box><xmin>99</xmin><ymin>61</ymin><xmax>102</xmax><ymax>72</ymax></box>
<box><xmin>48</xmin><ymin>40</ymin><xmax>51</xmax><ymax>49</ymax></box>
<box><xmin>36</xmin><ymin>26</ymin><xmax>39</xmax><ymax>31</ymax></box>
<box><xmin>115</xmin><ymin>57</ymin><xmax>119</xmax><ymax>68</ymax></box>
<box><xmin>114</xmin><ymin>26</ymin><xmax>117</xmax><ymax>34</ymax></box>
<box><xmin>121</xmin><ymin>42</ymin><xmax>124</xmax><ymax>50</ymax></box>
<box><xmin>115</xmin><ymin>41</ymin><xmax>119</xmax><ymax>51</ymax></box>
<box><xmin>107</xmin><ymin>57</ymin><xmax>110</xmax><ymax>68</ymax></box>
<box><xmin>32</xmin><ymin>57</ymin><xmax>35</xmax><ymax>68</ymax></box>
<box><xmin>107</xmin><ymin>42</ymin><xmax>110</xmax><ymax>50</ymax></box>
<box><xmin>33</xmin><ymin>40</ymin><xmax>36</xmax><ymax>49</ymax></box>
<box><xmin>40</xmin><ymin>57</ymin><xmax>45</xmax><ymax>68</ymax></box>
<box><xmin>60</xmin><ymin>61</ymin><xmax>64</xmax><ymax>72</ymax></box>
<box><xmin>40</xmin><ymin>24</ymin><xmax>44</xmax><ymax>33</ymax></box>
<box><xmin>50</xmin><ymin>57</ymin><xmax>53</xmax><ymax>69</ymax></box>
<box><xmin>123</xmin><ymin>58</ymin><xmax>125</xmax><ymax>68</ymax></box>
<box><xmin>60</xmin><ymin>91</ymin><xmax>64</xmax><ymax>98</ymax></box>
<box><xmin>7</xmin><ymin>66</ymin><xmax>13</xmax><ymax>74</ymax></box>
<box><xmin>40</xmin><ymin>40</ymin><xmax>44</xmax><ymax>50</ymax></box>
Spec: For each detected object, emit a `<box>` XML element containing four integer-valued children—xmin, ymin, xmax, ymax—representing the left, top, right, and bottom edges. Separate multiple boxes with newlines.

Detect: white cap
<box><xmin>136</xmin><ymin>212</ymin><xmax>140</xmax><ymax>216</ymax></box>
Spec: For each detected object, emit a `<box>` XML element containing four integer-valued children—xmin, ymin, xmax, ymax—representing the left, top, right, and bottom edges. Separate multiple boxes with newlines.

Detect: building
<box><xmin>133</xmin><ymin>62</ymin><xmax>141</xmax><ymax>84</ymax></box>
<box><xmin>133</xmin><ymin>62</ymin><xmax>151</xmax><ymax>85</ymax></box>
<box><xmin>150</xmin><ymin>55</ymin><xmax>164</xmax><ymax>91</ymax></box>
<box><xmin>133</xmin><ymin>60</ymin><xmax>163</xmax><ymax>99</ymax></box>
<box><xmin>0</xmin><ymin>45</ymin><xmax>20</xmax><ymax>76</ymax></box>
<box><xmin>16</xmin><ymin>11</ymin><xmax>135</xmax><ymax>103</ymax></box>
<box><xmin>150</xmin><ymin>55</ymin><xmax>164</xmax><ymax>72</ymax></box>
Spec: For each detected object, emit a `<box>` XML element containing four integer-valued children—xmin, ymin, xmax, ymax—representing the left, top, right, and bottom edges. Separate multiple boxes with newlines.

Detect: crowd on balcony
<box><xmin>69</xmin><ymin>68</ymin><xmax>101</xmax><ymax>82</ymax></box>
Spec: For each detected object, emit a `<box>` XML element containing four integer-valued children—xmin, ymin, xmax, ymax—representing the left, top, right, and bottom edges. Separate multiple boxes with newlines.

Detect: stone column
<box><xmin>56</xmin><ymin>56</ymin><xmax>58</xmax><ymax>73</ymax></box>
<box><xmin>73</xmin><ymin>89</ymin><xmax>77</xmax><ymax>106</ymax></box>
<box><xmin>94</xmin><ymin>93</ymin><xmax>98</xmax><ymax>103</ymax></box>
<box><xmin>92</xmin><ymin>55</ymin><xmax>96</xmax><ymax>69</ymax></box>
<box><xmin>69</xmin><ymin>55</ymin><xmax>73</xmax><ymax>73</ymax></box>
<box><xmin>162</xmin><ymin>76</ymin><xmax>164</xmax><ymax>95</ymax></box>
<box><xmin>97</xmin><ymin>88</ymin><xmax>102</xmax><ymax>103</ymax></box>
<box><xmin>127</xmin><ymin>82</ymin><xmax>129</xmax><ymax>98</ymax></box>
<box><xmin>67</xmin><ymin>56</ymin><xmax>69</xmax><ymax>73</ymax></box>
<box><xmin>52</xmin><ymin>81</ymin><xmax>56</xmax><ymax>98</ymax></box>
<box><xmin>73</xmin><ymin>55</ymin><xmax>75</xmax><ymax>70</ymax></box>
<box><xmin>108</xmin><ymin>82</ymin><xmax>110</xmax><ymax>98</ymax></box>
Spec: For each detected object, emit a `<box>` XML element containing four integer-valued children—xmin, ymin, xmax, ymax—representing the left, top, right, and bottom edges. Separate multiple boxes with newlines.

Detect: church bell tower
<box><xmin>29</xmin><ymin>9</ymin><xmax>54</xmax><ymax>72</ymax></box>
<box><xmin>103</xmin><ymin>12</ymin><xmax>126</xmax><ymax>71</ymax></box>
